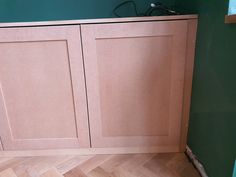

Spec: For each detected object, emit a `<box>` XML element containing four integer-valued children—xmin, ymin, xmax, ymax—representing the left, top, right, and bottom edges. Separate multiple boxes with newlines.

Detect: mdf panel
<box><xmin>97</xmin><ymin>36</ymin><xmax>171</xmax><ymax>137</ymax></box>
<box><xmin>0</xmin><ymin>26</ymin><xmax>90</xmax><ymax>150</ymax></box>
<box><xmin>81</xmin><ymin>21</ymin><xmax>188</xmax><ymax>150</ymax></box>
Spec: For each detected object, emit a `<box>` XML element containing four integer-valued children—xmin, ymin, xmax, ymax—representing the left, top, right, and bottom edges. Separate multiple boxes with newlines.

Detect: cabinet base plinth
<box><xmin>0</xmin><ymin>146</ymin><xmax>182</xmax><ymax>157</ymax></box>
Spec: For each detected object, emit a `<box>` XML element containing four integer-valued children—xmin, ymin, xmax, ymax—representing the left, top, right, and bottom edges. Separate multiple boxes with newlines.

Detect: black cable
<box><xmin>147</xmin><ymin>3</ymin><xmax>179</xmax><ymax>16</ymax></box>
<box><xmin>144</xmin><ymin>2</ymin><xmax>163</xmax><ymax>16</ymax></box>
<box><xmin>113</xmin><ymin>1</ymin><xmax>178</xmax><ymax>17</ymax></box>
<box><xmin>113</xmin><ymin>1</ymin><xmax>144</xmax><ymax>17</ymax></box>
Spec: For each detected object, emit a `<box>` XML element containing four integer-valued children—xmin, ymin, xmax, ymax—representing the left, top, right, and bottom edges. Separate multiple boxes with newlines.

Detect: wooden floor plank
<box><xmin>0</xmin><ymin>153</ymin><xmax>200</xmax><ymax>177</ymax></box>
<box><xmin>99</xmin><ymin>154</ymin><xmax>133</xmax><ymax>173</ymax></box>
<box><xmin>133</xmin><ymin>166</ymin><xmax>161</xmax><ymax>177</ymax></box>
<box><xmin>117</xmin><ymin>153</ymin><xmax>155</xmax><ymax>173</ymax></box>
<box><xmin>111</xmin><ymin>168</ymin><xmax>136</xmax><ymax>177</ymax></box>
<box><xmin>87</xmin><ymin>167</ymin><xmax>111</xmax><ymax>177</ymax></box>
<box><xmin>77</xmin><ymin>155</ymin><xmax>110</xmax><ymax>174</ymax></box>
<box><xmin>166</xmin><ymin>153</ymin><xmax>190</xmax><ymax>174</ymax></box>
<box><xmin>143</xmin><ymin>153</ymin><xmax>175</xmax><ymax>173</ymax></box>
<box><xmin>0</xmin><ymin>158</ymin><xmax>30</xmax><ymax>172</ymax></box>
<box><xmin>64</xmin><ymin>167</ymin><xmax>87</xmax><ymax>177</ymax></box>
<box><xmin>0</xmin><ymin>168</ymin><xmax>18</xmax><ymax>177</ymax></box>
<box><xmin>179</xmin><ymin>163</ymin><xmax>201</xmax><ymax>177</ymax></box>
<box><xmin>56</xmin><ymin>155</ymin><xmax>92</xmax><ymax>174</ymax></box>
<box><xmin>40</xmin><ymin>168</ymin><xmax>63</xmax><ymax>177</ymax></box>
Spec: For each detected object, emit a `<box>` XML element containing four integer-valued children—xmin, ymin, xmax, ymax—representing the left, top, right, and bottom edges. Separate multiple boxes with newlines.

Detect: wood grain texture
<box><xmin>225</xmin><ymin>14</ymin><xmax>236</xmax><ymax>24</ymax></box>
<box><xmin>81</xmin><ymin>20</ymin><xmax>188</xmax><ymax>148</ymax></box>
<box><xmin>0</xmin><ymin>153</ymin><xmax>201</xmax><ymax>177</ymax></box>
<box><xmin>40</xmin><ymin>168</ymin><xmax>64</xmax><ymax>177</ymax></box>
<box><xmin>179</xmin><ymin>19</ymin><xmax>198</xmax><ymax>152</ymax></box>
<box><xmin>0</xmin><ymin>25</ymin><xmax>90</xmax><ymax>150</ymax></box>
<box><xmin>0</xmin><ymin>168</ymin><xmax>17</xmax><ymax>177</ymax></box>
<box><xmin>0</xmin><ymin>15</ymin><xmax>198</xmax><ymax>28</ymax></box>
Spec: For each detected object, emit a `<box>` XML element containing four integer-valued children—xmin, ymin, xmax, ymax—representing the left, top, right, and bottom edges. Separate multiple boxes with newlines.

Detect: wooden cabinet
<box><xmin>0</xmin><ymin>26</ymin><xmax>90</xmax><ymax>150</ymax></box>
<box><xmin>81</xmin><ymin>20</ymin><xmax>192</xmax><ymax>151</ymax></box>
<box><xmin>0</xmin><ymin>15</ymin><xmax>197</xmax><ymax>152</ymax></box>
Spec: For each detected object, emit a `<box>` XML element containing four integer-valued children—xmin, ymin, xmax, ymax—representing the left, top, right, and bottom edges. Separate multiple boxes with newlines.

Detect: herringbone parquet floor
<box><xmin>0</xmin><ymin>153</ymin><xmax>200</xmax><ymax>177</ymax></box>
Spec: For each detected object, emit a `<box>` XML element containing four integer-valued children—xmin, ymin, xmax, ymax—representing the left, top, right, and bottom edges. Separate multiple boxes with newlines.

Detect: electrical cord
<box><xmin>113</xmin><ymin>1</ymin><xmax>179</xmax><ymax>17</ymax></box>
<box><xmin>146</xmin><ymin>2</ymin><xmax>179</xmax><ymax>16</ymax></box>
<box><xmin>113</xmin><ymin>1</ymin><xmax>144</xmax><ymax>17</ymax></box>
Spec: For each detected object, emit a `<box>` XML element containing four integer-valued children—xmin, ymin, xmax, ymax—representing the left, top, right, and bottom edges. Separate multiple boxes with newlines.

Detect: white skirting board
<box><xmin>185</xmin><ymin>146</ymin><xmax>208</xmax><ymax>177</ymax></box>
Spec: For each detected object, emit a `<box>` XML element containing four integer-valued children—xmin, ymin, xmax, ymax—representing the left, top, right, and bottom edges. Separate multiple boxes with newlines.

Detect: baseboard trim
<box><xmin>185</xmin><ymin>146</ymin><xmax>208</xmax><ymax>177</ymax></box>
<box><xmin>0</xmin><ymin>146</ymin><xmax>180</xmax><ymax>157</ymax></box>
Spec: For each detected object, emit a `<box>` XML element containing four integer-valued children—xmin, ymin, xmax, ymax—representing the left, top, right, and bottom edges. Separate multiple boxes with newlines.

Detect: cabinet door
<box><xmin>81</xmin><ymin>21</ymin><xmax>188</xmax><ymax>150</ymax></box>
<box><xmin>0</xmin><ymin>26</ymin><xmax>90</xmax><ymax>150</ymax></box>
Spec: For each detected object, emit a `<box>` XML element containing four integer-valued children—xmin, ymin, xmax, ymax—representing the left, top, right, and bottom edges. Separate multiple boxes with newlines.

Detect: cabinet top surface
<box><xmin>0</xmin><ymin>15</ymin><xmax>198</xmax><ymax>28</ymax></box>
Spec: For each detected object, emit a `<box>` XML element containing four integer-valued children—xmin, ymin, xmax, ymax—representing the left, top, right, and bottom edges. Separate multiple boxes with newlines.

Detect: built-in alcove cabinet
<box><xmin>0</xmin><ymin>15</ymin><xmax>197</xmax><ymax>153</ymax></box>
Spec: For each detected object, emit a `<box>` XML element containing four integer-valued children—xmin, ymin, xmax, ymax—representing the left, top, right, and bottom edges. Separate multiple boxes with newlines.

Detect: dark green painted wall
<box><xmin>0</xmin><ymin>0</ymin><xmax>174</xmax><ymax>22</ymax></box>
<box><xmin>175</xmin><ymin>0</ymin><xmax>236</xmax><ymax>177</ymax></box>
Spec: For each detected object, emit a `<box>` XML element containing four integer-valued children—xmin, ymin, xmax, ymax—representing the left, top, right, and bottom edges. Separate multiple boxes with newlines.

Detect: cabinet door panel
<box><xmin>0</xmin><ymin>26</ymin><xmax>90</xmax><ymax>150</ymax></box>
<box><xmin>81</xmin><ymin>21</ymin><xmax>188</xmax><ymax>150</ymax></box>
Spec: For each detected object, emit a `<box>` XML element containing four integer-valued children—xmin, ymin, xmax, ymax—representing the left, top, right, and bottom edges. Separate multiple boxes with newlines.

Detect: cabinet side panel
<box><xmin>179</xmin><ymin>19</ymin><xmax>198</xmax><ymax>152</ymax></box>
